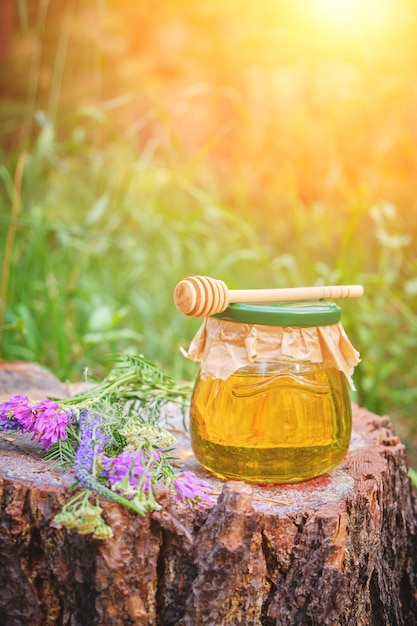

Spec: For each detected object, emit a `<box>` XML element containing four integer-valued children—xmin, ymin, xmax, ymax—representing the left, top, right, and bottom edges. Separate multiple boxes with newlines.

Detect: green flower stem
<box><xmin>63</xmin><ymin>371</ymin><xmax>138</xmax><ymax>406</ymax></box>
<box><xmin>67</xmin><ymin>423</ymin><xmax>81</xmax><ymax>442</ymax></box>
<box><xmin>137</xmin><ymin>452</ymin><xmax>159</xmax><ymax>493</ymax></box>
<box><xmin>63</xmin><ymin>372</ymin><xmax>191</xmax><ymax>409</ymax></box>
<box><xmin>76</xmin><ymin>471</ymin><xmax>149</xmax><ymax>516</ymax></box>
<box><xmin>90</xmin><ymin>424</ymin><xmax>101</xmax><ymax>478</ymax></box>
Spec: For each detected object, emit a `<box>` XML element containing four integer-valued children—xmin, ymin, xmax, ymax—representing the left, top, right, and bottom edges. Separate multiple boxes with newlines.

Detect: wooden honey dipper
<box><xmin>174</xmin><ymin>276</ymin><xmax>364</xmax><ymax>317</ymax></box>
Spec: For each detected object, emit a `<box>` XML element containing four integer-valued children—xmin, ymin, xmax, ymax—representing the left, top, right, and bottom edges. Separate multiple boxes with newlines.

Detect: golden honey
<box><xmin>185</xmin><ymin>301</ymin><xmax>359</xmax><ymax>483</ymax></box>
<box><xmin>190</xmin><ymin>360</ymin><xmax>352</xmax><ymax>483</ymax></box>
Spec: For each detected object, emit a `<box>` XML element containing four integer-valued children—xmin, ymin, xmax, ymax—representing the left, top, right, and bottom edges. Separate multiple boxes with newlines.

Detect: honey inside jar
<box><xmin>190</xmin><ymin>359</ymin><xmax>352</xmax><ymax>483</ymax></box>
<box><xmin>184</xmin><ymin>300</ymin><xmax>360</xmax><ymax>484</ymax></box>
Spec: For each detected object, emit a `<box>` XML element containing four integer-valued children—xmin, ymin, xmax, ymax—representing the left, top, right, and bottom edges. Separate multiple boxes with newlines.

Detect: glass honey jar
<box><xmin>184</xmin><ymin>301</ymin><xmax>360</xmax><ymax>483</ymax></box>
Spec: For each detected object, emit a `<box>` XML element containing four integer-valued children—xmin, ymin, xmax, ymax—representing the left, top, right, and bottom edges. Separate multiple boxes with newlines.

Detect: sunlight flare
<box><xmin>311</xmin><ymin>0</ymin><xmax>365</xmax><ymax>26</ymax></box>
<box><xmin>304</xmin><ymin>0</ymin><xmax>398</xmax><ymax>33</ymax></box>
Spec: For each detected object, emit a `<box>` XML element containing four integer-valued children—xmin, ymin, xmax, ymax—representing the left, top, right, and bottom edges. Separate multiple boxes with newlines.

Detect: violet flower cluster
<box><xmin>0</xmin><ymin>394</ymin><xmax>72</xmax><ymax>450</ymax></box>
<box><xmin>99</xmin><ymin>437</ymin><xmax>213</xmax><ymax>509</ymax></box>
<box><xmin>74</xmin><ymin>409</ymin><xmax>109</xmax><ymax>487</ymax></box>
<box><xmin>0</xmin><ymin>392</ymin><xmax>213</xmax><ymax>537</ymax></box>
<box><xmin>101</xmin><ymin>449</ymin><xmax>158</xmax><ymax>493</ymax></box>
<box><xmin>172</xmin><ymin>471</ymin><xmax>213</xmax><ymax>506</ymax></box>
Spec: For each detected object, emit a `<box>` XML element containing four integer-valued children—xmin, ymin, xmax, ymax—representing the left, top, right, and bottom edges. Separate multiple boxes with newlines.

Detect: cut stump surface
<box><xmin>0</xmin><ymin>402</ymin><xmax>416</xmax><ymax>625</ymax></box>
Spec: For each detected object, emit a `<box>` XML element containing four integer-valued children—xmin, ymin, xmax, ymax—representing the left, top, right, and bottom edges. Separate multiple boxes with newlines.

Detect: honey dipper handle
<box><xmin>230</xmin><ymin>285</ymin><xmax>364</xmax><ymax>304</ymax></box>
<box><xmin>174</xmin><ymin>276</ymin><xmax>364</xmax><ymax>317</ymax></box>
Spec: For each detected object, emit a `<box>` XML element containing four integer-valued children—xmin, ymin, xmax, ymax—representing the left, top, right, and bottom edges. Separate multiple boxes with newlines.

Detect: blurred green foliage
<box><xmin>0</xmin><ymin>0</ymin><xmax>416</xmax><ymax>462</ymax></box>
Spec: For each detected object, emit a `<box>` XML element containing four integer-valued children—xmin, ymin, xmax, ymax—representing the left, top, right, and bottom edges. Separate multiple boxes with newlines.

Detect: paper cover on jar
<box><xmin>181</xmin><ymin>317</ymin><xmax>360</xmax><ymax>389</ymax></box>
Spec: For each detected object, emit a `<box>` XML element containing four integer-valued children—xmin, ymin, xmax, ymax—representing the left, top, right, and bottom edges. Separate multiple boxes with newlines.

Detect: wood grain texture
<box><xmin>0</xmin><ymin>404</ymin><xmax>416</xmax><ymax>625</ymax></box>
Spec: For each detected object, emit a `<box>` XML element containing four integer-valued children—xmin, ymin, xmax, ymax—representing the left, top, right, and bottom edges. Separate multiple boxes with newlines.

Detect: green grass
<box><xmin>0</xmin><ymin>115</ymin><xmax>276</xmax><ymax>379</ymax></box>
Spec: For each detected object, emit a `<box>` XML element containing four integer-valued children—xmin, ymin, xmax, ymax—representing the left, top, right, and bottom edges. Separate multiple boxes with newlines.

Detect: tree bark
<box><xmin>0</xmin><ymin>403</ymin><xmax>416</xmax><ymax>625</ymax></box>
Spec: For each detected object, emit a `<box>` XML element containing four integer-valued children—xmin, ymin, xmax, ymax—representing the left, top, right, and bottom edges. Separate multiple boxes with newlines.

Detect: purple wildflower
<box><xmin>0</xmin><ymin>394</ymin><xmax>29</xmax><ymax>431</ymax></box>
<box><xmin>78</xmin><ymin>407</ymin><xmax>93</xmax><ymax>431</ymax></box>
<box><xmin>74</xmin><ymin>412</ymin><xmax>109</xmax><ymax>487</ymax></box>
<box><xmin>0</xmin><ymin>394</ymin><xmax>29</xmax><ymax>418</ymax></box>
<box><xmin>14</xmin><ymin>401</ymin><xmax>37</xmax><ymax>431</ymax></box>
<box><xmin>0</xmin><ymin>394</ymin><xmax>35</xmax><ymax>431</ymax></box>
<box><xmin>31</xmin><ymin>400</ymin><xmax>71</xmax><ymax>450</ymax></box>
<box><xmin>101</xmin><ymin>449</ymin><xmax>160</xmax><ymax>493</ymax></box>
<box><xmin>72</xmin><ymin>411</ymin><xmax>145</xmax><ymax>512</ymax></box>
<box><xmin>172</xmin><ymin>471</ymin><xmax>212</xmax><ymax>507</ymax></box>
<box><xmin>0</xmin><ymin>395</ymin><xmax>72</xmax><ymax>449</ymax></box>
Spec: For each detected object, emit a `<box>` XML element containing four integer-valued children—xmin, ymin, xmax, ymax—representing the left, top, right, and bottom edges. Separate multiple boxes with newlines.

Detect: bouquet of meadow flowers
<box><xmin>0</xmin><ymin>354</ymin><xmax>212</xmax><ymax>539</ymax></box>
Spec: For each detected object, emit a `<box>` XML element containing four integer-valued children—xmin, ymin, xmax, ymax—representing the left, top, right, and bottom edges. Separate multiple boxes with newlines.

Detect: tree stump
<box><xmin>0</xmin><ymin>396</ymin><xmax>416</xmax><ymax>625</ymax></box>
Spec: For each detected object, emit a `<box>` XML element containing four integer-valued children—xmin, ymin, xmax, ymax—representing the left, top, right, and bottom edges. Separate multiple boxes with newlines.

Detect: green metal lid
<box><xmin>211</xmin><ymin>300</ymin><xmax>341</xmax><ymax>327</ymax></box>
